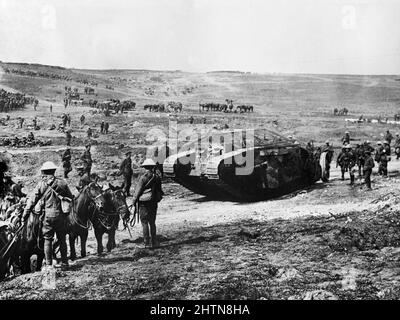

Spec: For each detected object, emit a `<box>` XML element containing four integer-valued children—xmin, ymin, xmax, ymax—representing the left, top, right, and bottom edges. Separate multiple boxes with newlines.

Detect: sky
<box><xmin>0</xmin><ymin>0</ymin><xmax>399</xmax><ymax>74</ymax></box>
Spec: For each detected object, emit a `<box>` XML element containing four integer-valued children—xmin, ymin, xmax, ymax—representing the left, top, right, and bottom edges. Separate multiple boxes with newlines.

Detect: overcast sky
<box><xmin>0</xmin><ymin>0</ymin><xmax>399</xmax><ymax>74</ymax></box>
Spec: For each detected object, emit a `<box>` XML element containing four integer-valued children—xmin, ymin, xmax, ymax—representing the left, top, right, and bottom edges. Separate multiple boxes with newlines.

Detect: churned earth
<box><xmin>1</xmin><ymin>63</ymin><xmax>400</xmax><ymax>299</ymax></box>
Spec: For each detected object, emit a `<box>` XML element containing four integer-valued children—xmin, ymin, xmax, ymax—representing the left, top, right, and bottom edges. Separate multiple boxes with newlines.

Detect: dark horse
<box><xmin>54</xmin><ymin>182</ymin><xmax>105</xmax><ymax>261</ymax></box>
<box><xmin>17</xmin><ymin>213</ymin><xmax>45</xmax><ymax>274</ymax></box>
<box><xmin>90</xmin><ymin>185</ymin><xmax>130</xmax><ymax>255</ymax></box>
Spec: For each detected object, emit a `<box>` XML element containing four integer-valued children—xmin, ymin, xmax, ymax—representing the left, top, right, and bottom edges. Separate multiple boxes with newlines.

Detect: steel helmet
<box><xmin>384</xmin><ymin>140</ymin><xmax>389</xmax><ymax>144</ymax></box>
<box><xmin>141</xmin><ymin>158</ymin><xmax>156</xmax><ymax>167</ymax></box>
<box><xmin>344</xmin><ymin>144</ymin><xmax>352</xmax><ymax>149</ymax></box>
<box><xmin>377</xmin><ymin>141</ymin><xmax>382</xmax><ymax>145</ymax></box>
<box><xmin>40</xmin><ymin>161</ymin><xmax>58</xmax><ymax>171</ymax></box>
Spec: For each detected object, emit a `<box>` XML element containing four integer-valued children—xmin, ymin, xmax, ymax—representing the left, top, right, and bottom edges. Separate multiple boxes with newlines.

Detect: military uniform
<box><xmin>24</xmin><ymin>164</ymin><xmax>73</xmax><ymax>268</ymax></box>
<box><xmin>81</xmin><ymin>148</ymin><xmax>92</xmax><ymax>175</ymax></box>
<box><xmin>378</xmin><ymin>151</ymin><xmax>388</xmax><ymax>177</ymax></box>
<box><xmin>342</xmin><ymin>133</ymin><xmax>350</xmax><ymax>145</ymax></box>
<box><xmin>363</xmin><ymin>153</ymin><xmax>375</xmax><ymax>189</ymax></box>
<box><xmin>65</xmin><ymin>131</ymin><xmax>72</xmax><ymax>146</ymax></box>
<box><xmin>120</xmin><ymin>156</ymin><xmax>133</xmax><ymax>196</ymax></box>
<box><xmin>132</xmin><ymin>163</ymin><xmax>162</xmax><ymax>248</ymax></box>
<box><xmin>62</xmin><ymin>149</ymin><xmax>72</xmax><ymax>178</ymax></box>
<box><xmin>337</xmin><ymin>146</ymin><xmax>357</xmax><ymax>184</ymax></box>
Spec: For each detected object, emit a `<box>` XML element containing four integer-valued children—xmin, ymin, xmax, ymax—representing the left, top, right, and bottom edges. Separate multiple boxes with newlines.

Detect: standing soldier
<box><xmin>104</xmin><ymin>122</ymin><xmax>109</xmax><ymax>134</ymax></box>
<box><xmin>189</xmin><ymin>116</ymin><xmax>194</xmax><ymax>124</ymax></box>
<box><xmin>132</xmin><ymin>159</ymin><xmax>163</xmax><ymax>249</ymax></box>
<box><xmin>67</xmin><ymin>114</ymin><xmax>71</xmax><ymax>126</ymax></box>
<box><xmin>383</xmin><ymin>140</ymin><xmax>391</xmax><ymax>155</ymax></box>
<box><xmin>22</xmin><ymin>161</ymin><xmax>73</xmax><ymax>271</ymax></box>
<box><xmin>19</xmin><ymin>117</ymin><xmax>24</xmax><ymax>129</ymax></box>
<box><xmin>119</xmin><ymin>151</ymin><xmax>133</xmax><ymax>196</ymax></box>
<box><xmin>50</xmin><ymin>105</ymin><xmax>53</xmax><ymax>113</ymax></box>
<box><xmin>341</xmin><ymin>131</ymin><xmax>350</xmax><ymax>145</ymax></box>
<box><xmin>80</xmin><ymin>114</ymin><xmax>85</xmax><ymax>125</ymax></box>
<box><xmin>363</xmin><ymin>150</ymin><xmax>375</xmax><ymax>190</ymax></box>
<box><xmin>378</xmin><ymin>149</ymin><xmax>389</xmax><ymax>177</ymax></box>
<box><xmin>65</xmin><ymin>129</ymin><xmax>72</xmax><ymax>146</ymax></box>
<box><xmin>87</xmin><ymin>127</ymin><xmax>92</xmax><ymax>139</ymax></box>
<box><xmin>336</xmin><ymin>144</ymin><xmax>357</xmax><ymax>184</ymax></box>
<box><xmin>33</xmin><ymin>117</ymin><xmax>38</xmax><ymax>130</ymax></box>
<box><xmin>81</xmin><ymin>144</ymin><xmax>93</xmax><ymax>175</ymax></box>
<box><xmin>355</xmin><ymin>143</ymin><xmax>365</xmax><ymax>177</ymax></box>
<box><xmin>385</xmin><ymin>130</ymin><xmax>393</xmax><ymax>145</ymax></box>
<box><xmin>62</xmin><ymin>148</ymin><xmax>72</xmax><ymax>178</ymax></box>
<box><xmin>375</xmin><ymin>141</ymin><xmax>384</xmax><ymax>164</ymax></box>
<box><xmin>100</xmin><ymin>121</ymin><xmax>105</xmax><ymax>134</ymax></box>
<box><xmin>395</xmin><ymin>133</ymin><xmax>400</xmax><ymax>159</ymax></box>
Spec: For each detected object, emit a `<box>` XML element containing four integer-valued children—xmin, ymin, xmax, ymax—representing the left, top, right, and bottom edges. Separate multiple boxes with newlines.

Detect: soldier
<box><xmin>87</xmin><ymin>127</ymin><xmax>92</xmax><ymax>139</ymax></box>
<box><xmin>383</xmin><ymin>140</ymin><xmax>391</xmax><ymax>155</ymax></box>
<box><xmin>321</xmin><ymin>140</ymin><xmax>334</xmax><ymax>178</ymax></box>
<box><xmin>81</xmin><ymin>144</ymin><xmax>93</xmax><ymax>175</ymax></box>
<box><xmin>65</xmin><ymin>130</ymin><xmax>72</xmax><ymax>146</ymax></box>
<box><xmin>336</xmin><ymin>144</ymin><xmax>356</xmax><ymax>184</ymax></box>
<box><xmin>10</xmin><ymin>180</ymin><xmax>26</xmax><ymax>203</ymax></box>
<box><xmin>375</xmin><ymin>141</ymin><xmax>384</xmax><ymax>163</ymax></box>
<box><xmin>76</xmin><ymin>166</ymin><xmax>91</xmax><ymax>191</ymax></box>
<box><xmin>32</xmin><ymin>117</ymin><xmax>38</xmax><ymax>130</ymax></box>
<box><xmin>119</xmin><ymin>151</ymin><xmax>133</xmax><ymax>196</ymax></box>
<box><xmin>132</xmin><ymin>159</ymin><xmax>163</xmax><ymax>249</ymax></box>
<box><xmin>341</xmin><ymin>131</ymin><xmax>350</xmax><ymax>145</ymax></box>
<box><xmin>100</xmin><ymin>121</ymin><xmax>105</xmax><ymax>134</ymax></box>
<box><xmin>385</xmin><ymin>130</ymin><xmax>393</xmax><ymax>145</ymax></box>
<box><xmin>355</xmin><ymin>143</ymin><xmax>365</xmax><ymax>177</ymax></box>
<box><xmin>203</xmin><ymin>116</ymin><xmax>206</xmax><ymax>124</ymax></box>
<box><xmin>27</xmin><ymin>131</ymin><xmax>35</xmax><ymax>142</ymax></box>
<box><xmin>363</xmin><ymin>150</ymin><xmax>375</xmax><ymax>190</ymax></box>
<box><xmin>67</xmin><ymin>114</ymin><xmax>71</xmax><ymax>126</ymax></box>
<box><xmin>22</xmin><ymin>161</ymin><xmax>73</xmax><ymax>271</ymax></box>
<box><xmin>104</xmin><ymin>122</ymin><xmax>109</xmax><ymax>134</ymax></box>
<box><xmin>62</xmin><ymin>148</ymin><xmax>72</xmax><ymax>178</ymax></box>
<box><xmin>378</xmin><ymin>149</ymin><xmax>388</xmax><ymax>177</ymax></box>
<box><xmin>395</xmin><ymin>133</ymin><xmax>400</xmax><ymax>159</ymax></box>
<box><xmin>19</xmin><ymin>117</ymin><xmax>24</xmax><ymax>129</ymax></box>
<box><xmin>50</xmin><ymin>105</ymin><xmax>53</xmax><ymax>113</ymax></box>
<box><xmin>80</xmin><ymin>114</ymin><xmax>85</xmax><ymax>125</ymax></box>
<box><xmin>189</xmin><ymin>116</ymin><xmax>194</xmax><ymax>124</ymax></box>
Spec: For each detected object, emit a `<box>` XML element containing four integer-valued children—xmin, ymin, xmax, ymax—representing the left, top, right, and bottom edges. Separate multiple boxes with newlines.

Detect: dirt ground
<box><xmin>1</xmin><ymin>63</ymin><xmax>400</xmax><ymax>300</ymax></box>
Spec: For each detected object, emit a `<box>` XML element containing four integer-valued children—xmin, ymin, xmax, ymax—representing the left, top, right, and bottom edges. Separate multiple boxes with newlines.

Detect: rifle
<box><xmin>0</xmin><ymin>223</ymin><xmax>24</xmax><ymax>261</ymax></box>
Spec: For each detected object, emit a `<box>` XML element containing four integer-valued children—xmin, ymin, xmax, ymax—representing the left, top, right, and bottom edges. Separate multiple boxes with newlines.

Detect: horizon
<box><xmin>2</xmin><ymin>60</ymin><xmax>400</xmax><ymax>77</ymax></box>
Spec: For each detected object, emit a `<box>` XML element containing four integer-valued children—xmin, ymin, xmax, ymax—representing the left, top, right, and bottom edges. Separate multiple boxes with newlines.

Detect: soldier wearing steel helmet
<box><xmin>336</xmin><ymin>144</ymin><xmax>357</xmax><ymax>184</ymax></box>
<box><xmin>23</xmin><ymin>161</ymin><xmax>73</xmax><ymax>271</ymax></box>
<box><xmin>132</xmin><ymin>159</ymin><xmax>163</xmax><ymax>249</ymax></box>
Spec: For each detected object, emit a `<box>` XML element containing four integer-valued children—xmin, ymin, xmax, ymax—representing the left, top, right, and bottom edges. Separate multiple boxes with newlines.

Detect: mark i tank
<box><xmin>163</xmin><ymin>128</ymin><xmax>322</xmax><ymax>201</ymax></box>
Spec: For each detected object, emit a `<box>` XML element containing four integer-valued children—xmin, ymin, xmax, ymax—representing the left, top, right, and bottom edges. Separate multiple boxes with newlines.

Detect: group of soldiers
<box><xmin>333</xmin><ymin>130</ymin><xmax>399</xmax><ymax>190</ymax></box>
<box><xmin>0</xmin><ymin>89</ymin><xmax>27</xmax><ymax>112</ymax></box>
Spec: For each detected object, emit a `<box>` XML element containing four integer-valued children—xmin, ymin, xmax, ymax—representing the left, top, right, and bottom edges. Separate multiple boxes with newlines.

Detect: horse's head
<box><xmin>110</xmin><ymin>188</ymin><xmax>130</xmax><ymax>220</ymax></box>
<box><xmin>86</xmin><ymin>182</ymin><xmax>106</xmax><ymax>210</ymax></box>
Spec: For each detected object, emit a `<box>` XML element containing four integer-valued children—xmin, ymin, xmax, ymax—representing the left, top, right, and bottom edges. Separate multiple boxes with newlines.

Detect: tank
<box><xmin>163</xmin><ymin>128</ymin><xmax>322</xmax><ymax>201</ymax></box>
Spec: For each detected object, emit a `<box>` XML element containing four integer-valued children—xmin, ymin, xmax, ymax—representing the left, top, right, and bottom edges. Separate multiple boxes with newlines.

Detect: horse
<box><xmin>90</xmin><ymin>185</ymin><xmax>130</xmax><ymax>255</ymax></box>
<box><xmin>54</xmin><ymin>182</ymin><xmax>105</xmax><ymax>261</ymax></box>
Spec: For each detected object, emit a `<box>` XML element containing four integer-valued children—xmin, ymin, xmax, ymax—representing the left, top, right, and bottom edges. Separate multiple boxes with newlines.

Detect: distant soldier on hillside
<box><xmin>341</xmin><ymin>131</ymin><xmax>350</xmax><ymax>145</ymax></box>
<box><xmin>104</xmin><ymin>122</ymin><xmax>109</xmax><ymax>134</ymax></box>
<box><xmin>87</xmin><ymin>127</ymin><xmax>92</xmax><ymax>139</ymax></box>
<box><xmin>50</xmin><ymin>105</ymin><xmax>53</xmax><ymax>113</ymax></box>
<box><xmin>81</xmin><ymin>144</ymin><xmax>93</xmax><ymax>175</ymax></box>
<box><xmin>62</xmin><ymin>148</ymin><xmax>72</xmax><ymax>178</ymax></box>
<box><xmin>18</xmin><ymin>117</ymin><xmax>24</xmax><ymax>128</ymax></box>
<box><xmin>385</xmin><ymin>130</ymin><xmax>393</xmax><ymax>145</ymax></box>
<box><xmin>80</xmin><ymin>114</ymin><xmax>85</xmax><ymax>125</ymax></box>
<box><xmin>100</xmin><ymin>121</ymin><xmax>105</xmax><ymax>134</ymax></box>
